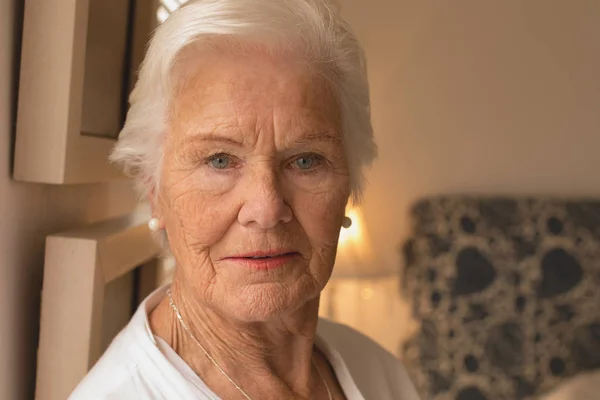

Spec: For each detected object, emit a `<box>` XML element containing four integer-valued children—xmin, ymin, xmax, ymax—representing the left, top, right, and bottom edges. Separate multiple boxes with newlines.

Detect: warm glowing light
<box><xmin>360</xmin><ymin>287</ymin><xmax>373</xmax><ymax>300</ymax></box>
<box><xmin>338</xmin><ymin>208</ymin><xmax>362</xmax><ymax>248</ymax></box>
<box><xmin>333</xmin><ymin>206</ymin><xmax>376</xmax><ymax>278</ymax></box>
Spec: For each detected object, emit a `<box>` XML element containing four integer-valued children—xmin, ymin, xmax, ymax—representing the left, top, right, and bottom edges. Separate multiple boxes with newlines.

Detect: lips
<box><xmin>246</xmin><ymin>255</ymin><xmax>285</xmax><ymax>259</ymax></box>
<box><xmin>224</xmin><ymin>251</ymin><xmax>300</xmax><ymax>270</ymax></box>
<box><xmin>235</xmin><ymin>251</ymin><xmax>296</xmax><ymax>258</ymax></box>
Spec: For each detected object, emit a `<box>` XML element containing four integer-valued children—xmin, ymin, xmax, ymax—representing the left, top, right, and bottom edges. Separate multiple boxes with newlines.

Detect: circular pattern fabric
<box><xmin>401</xmin><ymin>197</ymin><xmax>600</xmax><ymax>399</ymax></box>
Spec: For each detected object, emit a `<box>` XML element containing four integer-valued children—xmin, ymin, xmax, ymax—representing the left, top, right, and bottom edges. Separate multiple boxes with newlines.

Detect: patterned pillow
<box><xmin>401</xmin><ymin>196</ymin><xmax>600</xmax><ymax>400</ymax></box>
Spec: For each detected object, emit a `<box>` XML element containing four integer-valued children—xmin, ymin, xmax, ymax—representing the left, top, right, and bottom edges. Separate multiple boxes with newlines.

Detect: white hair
<box><xmin>110</xmin><ymin>0</ymin><xmax>377</xmax><ymax>209</ymax></box>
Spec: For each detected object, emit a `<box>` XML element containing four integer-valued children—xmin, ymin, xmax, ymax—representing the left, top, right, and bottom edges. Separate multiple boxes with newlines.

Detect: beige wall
<box><xmin>340</xmin><ymin>0</ymin><xmax>600</xmax><ymax>270</ymax></box>
<box><xmin>0</xmin><ymin>1</ymin><xmax>137</xmax><ymax>398</ymax></box>
<box><xmin>2</xmin><ymin>0</ymin><xmax>600</xmax><ymax>396</ymax></box>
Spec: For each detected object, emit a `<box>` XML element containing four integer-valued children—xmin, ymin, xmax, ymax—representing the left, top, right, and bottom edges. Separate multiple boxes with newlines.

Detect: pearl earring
<box><xmin>342</xmin><ymin>216</ymin><xmax>352</xmax><ymax>229</ymax></box>
<box><xmin>148</xmin><ymin>218</ymin><xmax>160</xmax><ymax>232</ymax></box>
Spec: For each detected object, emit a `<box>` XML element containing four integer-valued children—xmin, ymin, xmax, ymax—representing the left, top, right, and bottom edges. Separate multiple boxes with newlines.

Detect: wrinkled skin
<box><xmin>148</xmin><ymin>50</ymin><xmax>351</xmax><ymax>399</ymax></box>
<box><xmin>156</xmin><ymin>52</ymin><xmax>350</xmax><ymax>322</ymax></box>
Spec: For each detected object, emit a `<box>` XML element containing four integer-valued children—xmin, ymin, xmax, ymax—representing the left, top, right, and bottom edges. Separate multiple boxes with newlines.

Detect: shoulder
<box><xmin>68</xmin><ymin>328</ymin><xmax>157</xmax><ymax>400</ymax></box>
<box><xmin>68</xmin><ymin>304</ymin><xmax>194</xmax><ymax>400</ymax></box>
<box><xmin>317</xmin><ymin>318</ymin><xmax>421</xmax><ymax>400</ymax></box>
<box><xmin>69</xmin><ymin>286</ymin><xmax>209</xmax><ymax>400</ymax></box>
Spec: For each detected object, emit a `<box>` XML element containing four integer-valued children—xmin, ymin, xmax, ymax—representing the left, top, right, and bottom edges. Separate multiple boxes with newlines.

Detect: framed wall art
<box><xmin>35</xmin><ymin>214</ymin><xmax>161</xmax><ymax>400</ymax></box>
<box><xmin>14</xmin><ymin>0</ymin><xmax>158</xmax><ymax>184</ymax></box>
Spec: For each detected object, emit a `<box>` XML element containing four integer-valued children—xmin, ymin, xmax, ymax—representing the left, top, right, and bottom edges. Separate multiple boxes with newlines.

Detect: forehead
<box><xmin>168</xmin><ymin>52</ymin><xmax>341</xmax><ymax>138</ymax></box>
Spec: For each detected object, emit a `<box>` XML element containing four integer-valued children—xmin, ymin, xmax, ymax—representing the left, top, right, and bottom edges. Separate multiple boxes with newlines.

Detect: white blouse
<box><xmin>70</xmin><ymin>286</ymin><xmax>420</xmax><ymax>400</ymax></box>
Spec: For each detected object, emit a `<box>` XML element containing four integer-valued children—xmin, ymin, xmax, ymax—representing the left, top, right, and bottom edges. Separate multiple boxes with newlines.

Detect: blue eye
<box><xmin>208</xmin><ymin>154</ymin><xmax>230</xmax><ymax>169</ymax></box>
<box><xmin>295</xmin><ymin>156</ymin><xmax>315</xmax><ymax>170</ymax></box>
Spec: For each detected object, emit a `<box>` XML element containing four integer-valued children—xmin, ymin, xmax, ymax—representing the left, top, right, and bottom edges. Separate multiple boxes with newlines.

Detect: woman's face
<box><xmin>157</xmin><ymin>52</ymin><xmax>350</xmax><ymax>322</ymax></box>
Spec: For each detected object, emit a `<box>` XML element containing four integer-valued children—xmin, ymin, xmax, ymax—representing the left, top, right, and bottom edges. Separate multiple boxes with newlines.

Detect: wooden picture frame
<box><xmin>36</xmin><ymin>214</ymin><xmax>161</xmax><ymax>400</ymax></box>
<box><xmin>14</xmin><ymin>0</ymin><xmax>158</xmax><ymax>184</ymax></box>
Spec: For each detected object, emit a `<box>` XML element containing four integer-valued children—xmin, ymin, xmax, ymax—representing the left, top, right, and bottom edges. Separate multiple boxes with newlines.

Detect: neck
<box><xmin>149</xmin><ymin>279</ymin><xmax>323</xmax><ymax>398</ymax></box>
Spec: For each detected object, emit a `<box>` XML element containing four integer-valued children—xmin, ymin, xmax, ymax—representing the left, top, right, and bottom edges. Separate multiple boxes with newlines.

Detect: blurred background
<box><xmin>1</xmin><ymin>0</ymin><xmax>599</xmax><ymax>399</ymax></box>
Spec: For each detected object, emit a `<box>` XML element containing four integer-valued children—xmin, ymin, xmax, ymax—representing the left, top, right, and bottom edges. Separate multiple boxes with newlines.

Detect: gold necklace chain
<box><xmin>166</xmin><ymin>289</ymin><xmax>333</xmax><ymax>400</ymax></box>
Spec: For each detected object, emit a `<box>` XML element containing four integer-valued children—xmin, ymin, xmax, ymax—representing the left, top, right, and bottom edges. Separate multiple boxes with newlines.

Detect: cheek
<box><xmin>160</xmin><ymin>174</ymin><xmax>236</xmax><ymax>251</ymax></box>
<box><xmin>293</xmin><ymin>185</ymin><xmax>348</xmax><ymax>252</ymax></box>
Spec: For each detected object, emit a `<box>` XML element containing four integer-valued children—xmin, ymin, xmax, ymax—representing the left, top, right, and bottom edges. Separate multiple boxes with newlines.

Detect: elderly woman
<box><xmin>70</xmin><ymin>0</ymin><xmax>419</xmax><ymax>399</ymax></box>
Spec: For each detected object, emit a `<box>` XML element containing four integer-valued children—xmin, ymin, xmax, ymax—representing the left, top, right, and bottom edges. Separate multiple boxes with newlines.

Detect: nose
<box><xmin>237</xmin><ymin>168</ymin><xmax>293</xmax><ymax>229</ymax></box>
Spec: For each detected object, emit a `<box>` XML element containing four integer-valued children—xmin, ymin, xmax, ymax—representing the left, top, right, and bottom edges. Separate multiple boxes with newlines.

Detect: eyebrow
<box><xmin>179</xmin><ymin>134</ymin><xmax>244</xmax><ymax>148</ymax></box>
<box><xmin>289</xmin><ymin>131</ymin><xmax>343</xmax><ymax>146</ymax></box>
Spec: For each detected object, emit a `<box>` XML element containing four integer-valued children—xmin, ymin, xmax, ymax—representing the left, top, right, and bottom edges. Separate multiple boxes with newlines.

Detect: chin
<box><xmin>223</xmin><ymin>283</ymin><xmax>320</xmax><ymax>323</ymax></box>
